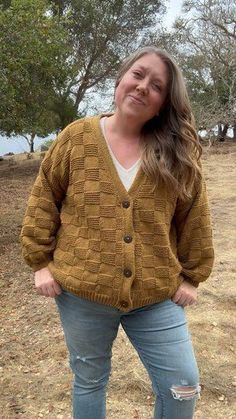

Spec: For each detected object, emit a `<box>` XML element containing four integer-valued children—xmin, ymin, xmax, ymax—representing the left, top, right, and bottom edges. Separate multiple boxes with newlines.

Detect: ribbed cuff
<box><xmin>185</xmin><ymin>278</ymin><xmax>200</xmax><ymax>288</ymax></box>
<box><xmin>31</xmin><ymin>260</ymin><xmax>52</xmax><ymax>272</ymax></box>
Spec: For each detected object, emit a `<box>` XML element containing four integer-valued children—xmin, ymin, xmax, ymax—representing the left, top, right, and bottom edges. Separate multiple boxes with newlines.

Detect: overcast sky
<box><xmin>165</xmin><ymin>0</ymin><xmax>183</xmax><ymax>27</ymax></box>
<box><xmin>0</xmin><ymin>1</ymin><xmax>183</xmax><ymax>155</ymax></box>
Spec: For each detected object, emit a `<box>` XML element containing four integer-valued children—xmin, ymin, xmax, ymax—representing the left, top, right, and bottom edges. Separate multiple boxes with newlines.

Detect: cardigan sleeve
<box><xmin>20</xmin><ymin>125</ymin><xmax>72</xmax><ymax>272</ymax></box>
<box><xmin>173</xmin><ymin>173</ymin><xmax>214</xmax><ymax>287</ymax></box>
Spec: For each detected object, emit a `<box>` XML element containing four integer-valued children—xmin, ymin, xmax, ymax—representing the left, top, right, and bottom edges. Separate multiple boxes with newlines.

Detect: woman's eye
<box><xmin>153</xmin><ymin>83</ymin><xmax>161</xmax><ymax>91</ymax></box>
<box><xmin>133</xmin><ymin>71</ymin><xmax>142</xmax><ymax>78</ymax></box>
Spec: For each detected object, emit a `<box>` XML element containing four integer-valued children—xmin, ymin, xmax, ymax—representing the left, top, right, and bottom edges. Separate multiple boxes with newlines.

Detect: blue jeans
<box><xmin>55</xmin><ymin>290</ymin><xmax>200</xmax><ymax>419</ymax></box>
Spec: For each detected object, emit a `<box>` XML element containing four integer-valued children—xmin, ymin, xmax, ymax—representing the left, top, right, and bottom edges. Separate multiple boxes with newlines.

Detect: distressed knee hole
<box><xmin>73</xmin><ymin>355</ymin><xmax>109</xmax><ymax>385</ymax></box>
<box><xmin>170</xmin><ymin>384</ymin><xmax>201</xmax><ymax>401</ymax></box>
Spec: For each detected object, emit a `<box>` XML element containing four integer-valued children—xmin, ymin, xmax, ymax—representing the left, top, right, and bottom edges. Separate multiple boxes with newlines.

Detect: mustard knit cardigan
<box><xmin>21</xmin><ymin>115</ymin><xmax>214</xmax><ymax>311</ymax></box>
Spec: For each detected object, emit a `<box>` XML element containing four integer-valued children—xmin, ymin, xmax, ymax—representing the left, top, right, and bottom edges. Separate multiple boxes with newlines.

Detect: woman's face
<box><xmin>114</xmin><ymin>53</ymin><xmax>169</xmax><ymax>125</ymax></box>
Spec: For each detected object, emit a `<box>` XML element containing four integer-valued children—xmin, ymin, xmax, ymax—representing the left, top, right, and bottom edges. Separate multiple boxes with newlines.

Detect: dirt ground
<box><xmin>0</xmin><ymin>143</ymin><xmax>235</xmax><ymax>419</ymax></box>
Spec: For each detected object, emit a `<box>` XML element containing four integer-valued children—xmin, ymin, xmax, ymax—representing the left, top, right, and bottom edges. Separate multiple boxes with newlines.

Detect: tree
<box><xmin>173</xmin><ymin>0</ymin><xmax>236</xmax><ymax>140</ymax></box>
<box><xmin>48</xmin><ymin>0</ymin><xmax>165</xmax><ymax>112</ymax></box>
<box><xmin>0</xmin><ymin>0</ymin><xmax>73</xmax><ymax>151</ymax></box>
<box><xmin>1</xmin><ymin>0</ymin><xmax>166</xmax><ymax>151</ymax></box>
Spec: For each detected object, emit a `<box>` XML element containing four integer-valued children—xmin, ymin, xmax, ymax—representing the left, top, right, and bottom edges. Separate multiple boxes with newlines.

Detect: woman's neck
<box><xmin>106</xmin><ymin>112</ymin><xmax>143</xmax><ymax>144</ymax></box>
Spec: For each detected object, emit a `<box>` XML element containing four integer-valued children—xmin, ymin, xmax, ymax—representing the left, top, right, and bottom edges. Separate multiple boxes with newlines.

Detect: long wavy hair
<box><xmin>115</xmin><ymin>46</ymin><xmax>202</xmax><ymax>200</ymax></box>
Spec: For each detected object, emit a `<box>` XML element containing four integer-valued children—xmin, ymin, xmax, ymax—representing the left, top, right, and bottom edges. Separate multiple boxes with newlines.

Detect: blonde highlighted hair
<box><xmin>115</xmin><ymin>46</ymin><xmax>202</xmax><ymax>199</ymax></box>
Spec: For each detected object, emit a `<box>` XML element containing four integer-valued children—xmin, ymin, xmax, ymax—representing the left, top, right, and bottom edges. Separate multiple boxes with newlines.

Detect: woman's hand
<box><xmin>34</xmin><ymin>267</ymin><xmax>62</xmax><ymax>298</ymax></box>
<box><xmin>171</xmin><ymin>280</ymin><xmax>197</xmax><ymax>307</ymax></box>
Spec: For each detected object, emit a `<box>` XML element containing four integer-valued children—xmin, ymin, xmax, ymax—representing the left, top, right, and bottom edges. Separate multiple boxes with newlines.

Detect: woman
<box><xmin>21</xmin><ymin>46</ymin><xmax>214</xmax><ymax>419</ymax></box>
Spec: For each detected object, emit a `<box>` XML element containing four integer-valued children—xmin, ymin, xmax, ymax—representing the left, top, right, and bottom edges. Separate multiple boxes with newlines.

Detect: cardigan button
<box><xmin>120</xmin><ymin>300</ymin><xmax>129</xmax><ymax>308</ymax></box>
<box><xmin>124</xmin><ymin>269</ymin><xmax>132</xmax><ymax>278</ymax></box>
<box><xmin>124</xmin><ymin>235</ymin><xmax>132</xmax><ymax>243</ymax></box>
<box><xmin>122</xmin><ymin>200</ymin><xmax>130</xmax><ymax>208</ymax></box>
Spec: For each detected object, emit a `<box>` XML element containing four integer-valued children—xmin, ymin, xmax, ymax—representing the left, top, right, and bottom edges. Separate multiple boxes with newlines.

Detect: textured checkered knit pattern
<box><xmin>21</xmin><ymin>115</ymin><xmax>214</xmax><ymax>311</ymax></box>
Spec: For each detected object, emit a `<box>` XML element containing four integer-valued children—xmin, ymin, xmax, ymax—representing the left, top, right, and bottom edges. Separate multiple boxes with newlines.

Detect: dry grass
<box><xmin>2</xmin><ymin>152</ymin><xmax>42</xmax><ymax>161</ymax></box>
<box><xmin>0</xmin><ymin>144</ymin><xmax>235</xmax><ymax>418</ymax></box>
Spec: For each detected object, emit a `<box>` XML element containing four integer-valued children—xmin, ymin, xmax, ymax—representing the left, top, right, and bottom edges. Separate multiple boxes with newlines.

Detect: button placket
<box><xmin>119</xmin><ymin>197</ymin><xmax>135</xmax><ymax>309</ymax></box>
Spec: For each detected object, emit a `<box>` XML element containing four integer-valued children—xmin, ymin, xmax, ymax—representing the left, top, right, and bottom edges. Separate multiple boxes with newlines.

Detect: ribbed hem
<box><xmin>56</xmin><ymin>282</ymin><xmax>169</xmax><ymax>312</ymax></box>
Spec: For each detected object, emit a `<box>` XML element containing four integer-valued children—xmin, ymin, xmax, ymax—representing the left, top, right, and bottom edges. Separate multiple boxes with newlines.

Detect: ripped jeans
<box><xmin>55</xmin><ymin>290</ymin><xmax>200</xmax><ymax>419</ymax></box>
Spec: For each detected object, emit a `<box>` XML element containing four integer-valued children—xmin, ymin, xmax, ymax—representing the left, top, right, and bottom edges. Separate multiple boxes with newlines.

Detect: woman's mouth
<box><xmin>128</xmin><ymin>95</ymin><xmax>145</xmax><ymax>105</ymax></box>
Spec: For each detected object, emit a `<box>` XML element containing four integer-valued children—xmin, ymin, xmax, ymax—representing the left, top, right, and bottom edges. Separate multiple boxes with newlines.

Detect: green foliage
<box><xmin>48</xmin><ymin>0</ymin><xmax>165</xmax><ymax>108</ymax></box>
<box><xmin>0</xmin><ymin>0</ymin><xmax>72</xmax><ymax>139</ymax></box>
<box><xmin>0</xmin><ymin>0</ymin><xmax>12</xmax><ymax>10</ymax></box>
<box><xmin>50</xmin><ymin>93</ymin><xmax>83</xmax><ymax>131</ymax></box>
<box><xmin>0</xmin><ymin>0</ymin><xmax>166</xmax><ymax>150</ymax></box>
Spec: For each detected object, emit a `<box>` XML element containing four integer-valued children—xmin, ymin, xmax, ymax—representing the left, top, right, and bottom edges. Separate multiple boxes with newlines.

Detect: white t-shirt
<box><xmin>100</xmin><ymin>117</ymin><xmax>141</xmax><ymax>191</ymax></box>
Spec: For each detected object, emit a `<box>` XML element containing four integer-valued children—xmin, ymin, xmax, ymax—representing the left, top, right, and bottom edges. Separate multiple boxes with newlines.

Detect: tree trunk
<box><xmin>217</xmin><ymin>124</ymin><xmax>223</xmax><ymax>141</ymax></box>
<box><xmin>222</xmin><ymin>124</ymin><xmax>229</xmax><ymax>141</ymax></box>
<box><xmin>218</xmin><ymin>124</ymin><xmax>228</xmax><ymax>142</ymax></box>
<box><xmin>30</xmin><ymin>133</ymin><xmax>36</xmax><ymax>153</ymax></box>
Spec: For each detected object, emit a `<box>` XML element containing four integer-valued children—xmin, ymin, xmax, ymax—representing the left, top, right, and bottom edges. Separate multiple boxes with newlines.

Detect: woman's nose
<box><xmin>136</xmin><ymin>79</ymin><xmax>149</xmax><ymax>94</ymax></box>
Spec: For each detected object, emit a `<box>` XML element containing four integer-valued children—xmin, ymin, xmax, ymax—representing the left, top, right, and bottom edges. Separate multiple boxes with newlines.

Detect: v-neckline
<box><xmin>100</xmin><ymin>116</ymin><xmax>141</xmax><ymax>172</ymax></box>
<box><xmin>93</xmin><ymin>114</ymin><xmax>146</xmax><ymax>198</ymax></box>
<box><xmin>112</xmin><ymin>154</ymin><xmax>141</xmax><ymax>173</ymax></box>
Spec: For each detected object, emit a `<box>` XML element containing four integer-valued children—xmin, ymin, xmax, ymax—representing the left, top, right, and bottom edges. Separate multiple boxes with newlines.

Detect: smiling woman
<box><xmin>102</xmin><ymin>53</ymin><xmax>169</xmax><ymax>172</ymax></box>
<box><xmin>112</xmin><ymin>47</ymin><xmax>202</xmax><ymax>199</ymax></box>
<box><xmin>114</xmin><ymin>54</ymin><xmax>168</xmax><ymax>123</ymax></box>
<box><xmin>21</xmin><ymin>46</ymin><xmax>214</xmax><ymax>419</ymax></box>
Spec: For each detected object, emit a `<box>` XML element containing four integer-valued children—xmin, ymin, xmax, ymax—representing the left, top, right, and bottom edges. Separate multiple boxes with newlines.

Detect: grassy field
<box><xmin>0</xmin><ymin>144</ymin><xmax>235</xmax><ymax>418</ymax></box>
